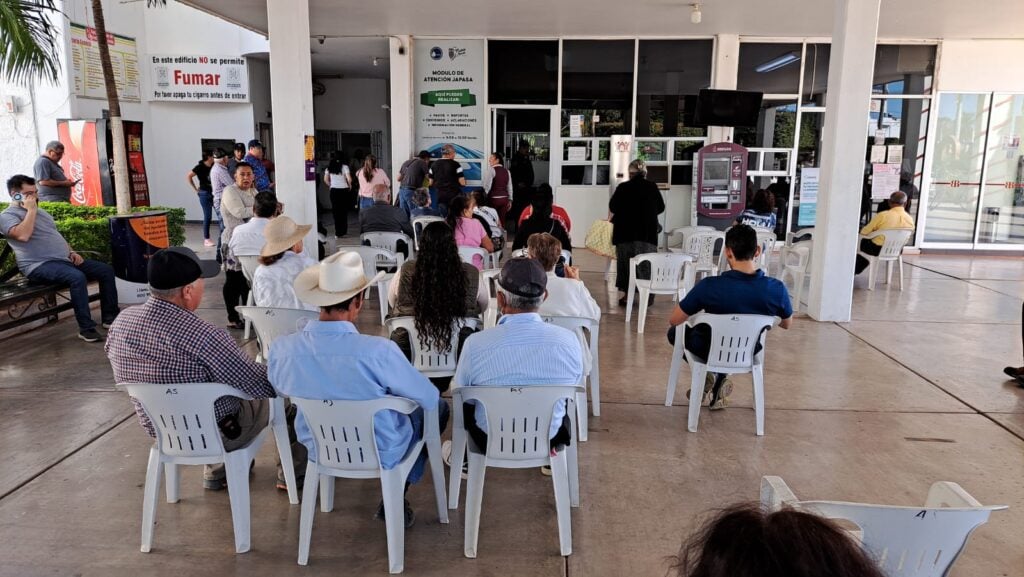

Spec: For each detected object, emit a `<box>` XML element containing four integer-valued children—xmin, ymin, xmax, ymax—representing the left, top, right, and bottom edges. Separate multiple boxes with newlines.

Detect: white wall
<box><xmin>313</xmin><ymin>78</ymin><xmax>391</xmax><ymax>171</ymax></box>
<box><xmin>248</xmin><ymin>58</ymin><xmax>272</xmax><ymax>134</ymax></box>
<box><xmin>937</xmin><ymin>40</ymin><xmax>1024</xmax><ymax>92</ymax></box>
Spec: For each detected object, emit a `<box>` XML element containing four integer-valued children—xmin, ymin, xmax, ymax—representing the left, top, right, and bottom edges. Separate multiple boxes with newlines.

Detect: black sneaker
<box><xmin>374</xmin><ymin>499</ymin><xmax>415</xmax><ymax>528</ymax></box>
<box><xmin>78</xmin><ymin>329</ymin><xmax>103</xmax><ymax>342</ymax></box>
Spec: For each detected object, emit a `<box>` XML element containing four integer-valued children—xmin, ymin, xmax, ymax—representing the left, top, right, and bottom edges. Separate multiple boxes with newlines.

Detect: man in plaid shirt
<box><xmin>106</xmin><ymin>247</ymin><xmax>279</xmax><ymax>490</ymax></box>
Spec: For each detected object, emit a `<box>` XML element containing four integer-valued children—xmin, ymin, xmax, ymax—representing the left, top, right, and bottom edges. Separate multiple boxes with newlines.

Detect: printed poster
<box><xmin>415</xmin><ymin>39</ymin><xmax>485</xmax><ymax>183</ymax></box>
<box><xmin>69</xmin><ymin>22</ymin><xmax>140</xmax><ymax>102</ymax></box>
<box><xmin>871</xmin><ymin>163</ymin><xmax>901</xmax><ymax>200</ymax></box>
<box><xmin>149</xmin><ymin>54</ymin><xmax>249</xmax><ymax>102</ymax></box>
<box><xmin>797</xmin><ymin>167</ymin><xmax>819</xmax><ymax>226</ymax></box>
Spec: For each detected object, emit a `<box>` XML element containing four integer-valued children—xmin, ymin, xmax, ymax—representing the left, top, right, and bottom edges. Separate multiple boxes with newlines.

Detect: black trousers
<box><xmin>855</xmin><ymin>238</ymin><xmax>882</xmax><ymax>275</ymax></box>
<box><xmin>464</xmin><ymin>402</ymin><xmax>573</xmax><ymax>453</ymax></box>
<box><xmin>330</xmin><ymin>187</ymin><xmax>353</xmax><ymax>236</ymax></box>
<box><xmin>223</xmin><ymin>269</ymin><xmax>250</xmax><ymax>323</ymax></box>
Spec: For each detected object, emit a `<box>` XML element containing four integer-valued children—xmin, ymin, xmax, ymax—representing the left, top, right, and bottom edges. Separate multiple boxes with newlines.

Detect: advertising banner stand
<box><xmin>109</xmin><ymin>211</ymin><xmax>168</xmax><ymax>303</ymax></box>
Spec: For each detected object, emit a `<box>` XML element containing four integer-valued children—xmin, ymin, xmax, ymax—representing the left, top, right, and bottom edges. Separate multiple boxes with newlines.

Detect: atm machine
<box><xmin>692</xmin><ymin>142</ymin><xmax>749</xmax><ymax>230</ymax></box>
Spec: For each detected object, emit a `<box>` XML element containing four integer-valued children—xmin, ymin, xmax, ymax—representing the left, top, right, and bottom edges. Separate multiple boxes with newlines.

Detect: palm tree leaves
<box><xmin>0</xmin><ymin>0</ymin><xmax>61</xmax><ymax>84</ymax></box>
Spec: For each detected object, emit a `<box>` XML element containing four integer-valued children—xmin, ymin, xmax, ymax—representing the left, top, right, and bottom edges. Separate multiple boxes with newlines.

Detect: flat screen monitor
<box><xmin>703</xmin><ymin>158</ymin><xmax>731</xmax><ymax>182</ymax></box>
<box><xmin>693</xmin><ymin>89</ymin><xmax>764</xmax><ymax>128</ymax></box>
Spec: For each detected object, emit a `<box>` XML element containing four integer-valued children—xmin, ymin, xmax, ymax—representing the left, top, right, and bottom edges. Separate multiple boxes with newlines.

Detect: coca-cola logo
<box><xmin>68</xmin><ymin>160</ymin><xmax>85</xmax><ymax>204</ymax></box>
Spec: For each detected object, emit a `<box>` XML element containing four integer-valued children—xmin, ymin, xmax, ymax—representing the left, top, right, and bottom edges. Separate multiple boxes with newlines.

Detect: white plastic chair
<box><xmin>236</xmin><ymin>305</ymin><xmax>319</xmax><ymax>504</ymax></box>
<box><xmin>858</xmin><ymin>229</ymin><xmax>913</xmax><ymax>291</ymax></box>
<box><xmin>236</xmin><ymin>254</ymin><xmax>260</xmax><ymax>340</ymax></box>
<box><xmin>349</xmin><ymin>245</ymin><xmax>404</xmax><ymax>325</ymax></box>
<box><xmin>665</xmin><ymin>313</ymin><xmax>776</xmax><ymax>435</ymax></box>
<box><xmin>480</xmin><ymin>268</ymin><xmax>501</xmax><ymax>329</ymax></box>
<box><xmin>510</xmin><ymin>247</ymin><xmax>572</xmax><ymax>266</ymax></box>
<box><xmin>754</xmin><ymin>230</ymin><xmax>777</xmax><ymax>271</ymax></box>
<box><xmin>411</xmin><ymin>216</ymin><xmax>445</xmax><ymax>251</ymax></box>
<box><xmin>362</xmin><ymin>231</ymin><xmax>414</xmax><ymax>260</ymax></box>
<box><xmin>458</xmin><ymin>246</ymin><xmax>489</xmax><ymax>269</ymax></box>
<box><xmin>541</xmin><ymin>314</ymin><xmax>601</xmax><ymax>442</ymax></box>
<box><xmin>779</xmin><ymin>242</ymin><xmax>812</xmax><ymax>312</ymax></box>
<box><xmin>777</xmin><ymin>228</ymin><xmax>816</xmax><ymax>277</ymax></box>
<box><xmin>447</xmin><ymin>385</ymin><xmax>584</xmax><ymax>558</ymax></box>
<box><xmin>384</xmin><ymin>316</ymin><xmax>481</xmax><ymax>379</ymax></box>
<box><xmin>667</xmin><ymin>225</ymin><xmax>715</xmax><ymax>251</ymax></box>
<box><xmin>625</xmin><ymin>252</ymin><xmax>696</xmax><ymax>334</ymax></box>
<box><xmin>670</xmin><ymin>230</ymin><xmax>724</xmax><ymax>279</ymax></box>
<box><xmin>118</xmin><ymin>382</ymin><xmax>270</xmax><ymax>554</ymax></box>
<box><xmin>292</xmin><ymin>396</ymin><xmax>448</xmax><ymax>573</ymax></box>
<box><xmin>760</xmin><ymin>476</ymin><xmax>1007</xmax><ymax>577</ymax></box>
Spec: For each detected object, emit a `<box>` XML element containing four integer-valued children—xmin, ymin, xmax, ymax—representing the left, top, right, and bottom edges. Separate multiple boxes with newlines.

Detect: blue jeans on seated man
<box><xmin>28</xmin><ymin>259</ymin><xmax>119</xmax><ymax>331</ymax></box>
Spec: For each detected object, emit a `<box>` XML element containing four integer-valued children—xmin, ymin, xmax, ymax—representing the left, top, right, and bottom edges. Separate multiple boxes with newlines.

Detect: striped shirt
<box><xmin>105</xmin><ymin>298</ymin><xmax>275</xmax><ymax>437</ymax></box>
<box><xmin>454</xmin><ymin>312</ymin><xmax>582</xmax><ymax>438</ymax></box>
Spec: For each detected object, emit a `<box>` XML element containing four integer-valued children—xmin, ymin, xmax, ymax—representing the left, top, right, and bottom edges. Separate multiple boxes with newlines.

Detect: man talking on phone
<box><xmin>33</xmin><ymin>141</ymin><xmax>80</xmax><ymax>202</ymax></box>
<box><xmin>0</xmin><ymin>175</ymin><xmax>119</xmax><ymax>342</ymax></box>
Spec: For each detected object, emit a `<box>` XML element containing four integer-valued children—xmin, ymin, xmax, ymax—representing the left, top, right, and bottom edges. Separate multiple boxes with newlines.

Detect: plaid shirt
<box><xmin>105</xmin><ymin>298</ymin><xmax>275</xmax><ymax>437</ymax></box>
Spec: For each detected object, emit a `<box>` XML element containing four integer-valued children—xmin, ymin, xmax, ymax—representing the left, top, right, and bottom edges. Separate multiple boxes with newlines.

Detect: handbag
<box><xmin>585</xmin><ymin>219</ymin><xmax>615</xmax><ymax>258</ymax></box>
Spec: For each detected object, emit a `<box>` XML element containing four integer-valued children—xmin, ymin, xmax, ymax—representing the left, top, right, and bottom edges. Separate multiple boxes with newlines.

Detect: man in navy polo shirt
<box><xmin>667</xmin><ymin>224</ymin><xmax>793</xmax><ymax>409</ymax></box>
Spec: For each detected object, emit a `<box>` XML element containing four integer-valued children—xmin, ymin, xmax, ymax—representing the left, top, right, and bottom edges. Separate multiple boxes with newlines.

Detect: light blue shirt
<box><xmin>454</xmin><ymin>312</ymin><xmax>583</xmax><ymax>438</ymax></box>
<box><xmin>268</xmin><ymin>320</ymin><xmax>439</xmax><ymax>469</ymax></box>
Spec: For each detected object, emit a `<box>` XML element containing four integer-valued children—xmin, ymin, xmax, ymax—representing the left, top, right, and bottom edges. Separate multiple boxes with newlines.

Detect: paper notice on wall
<box><xmin>886</xmin><ymin>145</ymin><xmax>904</xmax><ymax>164</ymax></box>
<box><xmin>569</xmin><ymin>115</ymin><xmax>584</xmax><ymax>138</ymax></box>
<box><xmin>567</xmin><ymin>146</ymin><xmax>588</xmax><ymax>162</ymax></box>
<box><xmin>797</xmin><ymin>167</ymin><xmax>819</xmax><ymax>226</ymax></box>
<box><xmin>871</xmin><ymin>163</ymin><xmax>901</xmax><ymax>200</ymax></box>
<box><xmin>69</xmin><ymin>22</ymin><xmax>140</xmax><ymax>102</ymax></box>
<box><xmin>874</xmin><ymin>130</ymin><xmax>886</xmax><ymax>145</ymax></box>
<box><xmin>870</xmin><ymin>145</ymin><xmax>886</xmax><ymax>163</ymax></box>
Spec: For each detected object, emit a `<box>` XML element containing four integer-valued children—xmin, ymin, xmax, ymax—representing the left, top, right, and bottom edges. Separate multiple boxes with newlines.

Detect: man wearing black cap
<box><xmin>105</xmin><ymin>247</ymin><xmax>279</xmax><ymax>490</ymax></box>
<box><xmin>243</xmin><ymin>139</ymin><xmax>273</xmax><ymax>192</ymax></box>
<box><xmin>227</xmin><ymin>143</ymin><xmax>246</xmax><ymax>178</ymax></box>
<box><xmin>451</xmin><ymin>258</ymin><xmax>582</xmax><ymax>461</ymax></box>
<box><xmin>397</xmin><ymin>150</ymin><xmax>431</xmax><ymax>217</ymax></box>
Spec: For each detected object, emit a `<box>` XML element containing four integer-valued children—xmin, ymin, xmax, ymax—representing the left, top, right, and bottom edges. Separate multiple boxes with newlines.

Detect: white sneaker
<box><xmin>441</xmin><ymin>440</ymin><xmax>468</xmax><ymax>480</ymax></box>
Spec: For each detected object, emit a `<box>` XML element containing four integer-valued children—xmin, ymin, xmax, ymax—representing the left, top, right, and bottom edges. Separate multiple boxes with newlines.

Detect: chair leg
<box><xmin>423</xmin><ymin>409</ymin><xmax>449</xmax><ymax>524</ymax></box>
<box><xmin>567</xmin><ymin>432</ymin><xmax>581</xmax><ymax>508</ymax></box>
<box><xmin>463</xmin><ymin>450</ymin><xmax>488</xmax><ymax>558</ymax></box>
<box><xmin>381</xmin><ymin>471</ymin><xmax>407</xmax><ymax>574</ymax></box>
<box><xmin>140</xmin><ymin>446</ymin><xmax>162</xmax><ymax>553</ymax></box>
<box><xmin>271</xmin><ymin>398</ymin><xmax>299</xmax><ymax>505</ymax></box>
<box><xmin>753</xmin><ymin>365</ymin><xmax>766</xmax><ymax>436</ymax></box>
<box><xmin>867</xmin><ymin>258</ymin><xmax>877</xmax><ymax>291</ymax></box>
<box><xmin>665</xmin><ymin>330</ymin><xmax>684</xmax><ymax>406</ymax></box>
<box><xmin>377</xmin><ymin>284</ymin><xmax>388</xmax><ymax>326</ymax></box>
<box><xmin>297</xmin><ymin>462</ymin><xmax>319</xmax><ymax>565</ymax></box>
<box><xmin>625</xmin><ymin>268</ymin><xmax>637</xmax><ymax>324</ymax></box>
<box><xmin>576</xmin><ymin>388</ymin><xmax>589</xmax><ymax>442</ymax></box>
<box><xmin>224</xmin><ymin>452</ymin><xmax>253</xmax><ymax>554</ymax></box>
<box><xmin>590</xmin><ymin>331</ymin><xmax>601</xmax><ymax>416</ymax></box>
<box><xmin>319</xmin><ymin>475</ymin><xmax>335</xmax><ymax>513</ymax></box>
<box><xmin>897</xmin><ymin>257</ymin><xmax>904</xmax><ymax>291</ymax></box>
<box><xmin>164</xmin><ymin>462</ymin><xmax>180</xmax><ymax>503</ymax></box>
<box><xmin>549</xmin><ymin>450</ymin><xmax>573</xmax><ymax>556</ymax></box>
<box><xmin>637</xmin><ymin>288</ymin><xmax>650</xmax><ymax>334</ymax></box>
<box><xmin>448</xmin><ymin>413</ymin><xmax>468</xmax><ymax>510</ymax></box>
<box><xmin>885</xmin><ymin>260</ymin><xmax>893</xmax><ymax>285</ymax></box>
<box><xmin>687</xmin><ymin>365</ymin><xmax>707</xmax><ymax>433</ymax></box>
<box><xmin>243</xmin><ymin>293</ymin><xmax>254</xmax><ymax>340</ymax></box>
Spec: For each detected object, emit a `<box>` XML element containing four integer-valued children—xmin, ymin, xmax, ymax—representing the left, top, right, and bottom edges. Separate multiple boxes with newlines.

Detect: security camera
<box><xmin>316</xmin><ymin>36</ymin><xmax>326</xmax><ymax>45</ymax></box>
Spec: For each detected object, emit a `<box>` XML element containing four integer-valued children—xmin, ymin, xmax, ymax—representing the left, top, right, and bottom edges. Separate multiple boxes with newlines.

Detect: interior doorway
<box><xmin>489</xmin><ymin>106</ymin><xmax>557</xmax><ymax>228</ymax></box>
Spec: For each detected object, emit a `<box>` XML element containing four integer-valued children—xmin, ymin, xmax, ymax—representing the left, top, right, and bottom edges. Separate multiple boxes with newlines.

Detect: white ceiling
<box><xmin>180</xmin><ymin>0</ymin><xmax>1024</xmax><ymax>40</ymax></box>
<box><xmin>309</xmin><ymin>37</ymin><xmax>390</xmax><ymax>78</ymax></box>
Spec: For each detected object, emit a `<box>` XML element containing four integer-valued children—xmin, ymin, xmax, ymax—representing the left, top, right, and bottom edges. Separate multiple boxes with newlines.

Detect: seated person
<box><xmin>269</xmin><ymin>251</ymin><xmax>448</xmax><ymax>527</ymax></box>
<box><xmin>409</xmin><ymin>187</ymin><xmax>438</xmax><ymax>218</ymax></box>
<box><xmin>388</xmin><ymin>222</ymin><xmax>488</xmax><ymax>391</ymax></box>
<box><xmin>106</xmin><ymin>247</ymin><xmax>304</xmax><ymax>491</ymax></box>
<box><xmin>668</xmin><ymin>224</ymin><xmax>792</xmax><ymax>410</ymax></box>
<box><xmin>518</xmin><ymin>184</ymin><xmax>572</xmax><ymax>233</ymax></box>
<box><xmin>512</xmin><ymin>188</ymin><xmax>572</xmax><ymax>253</ymax></box>
<box><xmin>452</xmin><ymin>258</ymin><xmax>582</xmax><ymax>460</ymax></box>
<box><xmin>672</xmin><ymin>503</ymin><xmax>886</xmax><ymax>577</ymax></box>
<box><xmin>446</xmin><ymin>195</ymin><xmax>494</xmax><ymax>269</ymax></box>
<box><xmin>1</xmin><ymin>174</ymin><xmax>119</xmax><ymax>342</ymax></box>
<box><xmin>229</xmin><ymin>190</ymin><xmax>281</xmax><ymax>259</ymax></box>
<box><xmin>253</xmin><ymin>216</ymin><xmax>317</xmax><ymax>311</ymax></box>
<box><xmin>529</xmin><ymin>232</ymin><xmax>599</xmax><ymax>322</ymax></box>
<box><xmin>856</xmin><ymin>190</ymin><xmax>914</xmax><ymax>275</ymax></box>
<box><xmin>735</xmin><ymin>189</ymin><xmax>777</xmax><ymax>231</ymax></box>
<box><xmin>470</xmin><ymin>190</ymin><xmax>505</xmax><ymax>253</ymax></box>
<box><xmin>359</xmin><ymin>184</ymin><xmax>413</xmax><ymax>258</ymax></box>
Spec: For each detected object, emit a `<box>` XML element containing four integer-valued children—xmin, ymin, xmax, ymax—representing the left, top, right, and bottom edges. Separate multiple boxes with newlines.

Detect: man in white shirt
<box><xmin>229</xmin><ymin>191</ymin><xmax>281</xmax><ymax>260</ymax></box>
<box><xmin>527</xmin><ymin>232</ymin><xmax>600</xmax><ymax>322</ymax></box>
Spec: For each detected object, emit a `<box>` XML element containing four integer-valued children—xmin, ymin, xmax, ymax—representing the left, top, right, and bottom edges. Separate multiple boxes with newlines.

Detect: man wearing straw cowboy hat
<box><xmin>268</xmin><ymin>251</ymin><xmax>449</xmax><ymax>528</ymax></box>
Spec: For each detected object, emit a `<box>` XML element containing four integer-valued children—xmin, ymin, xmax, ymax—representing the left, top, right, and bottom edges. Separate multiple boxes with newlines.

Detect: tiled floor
<box><xmin>0</xmin><ymin>224</ymin><xmax>1022</xmax><ymax>576</ymax></box>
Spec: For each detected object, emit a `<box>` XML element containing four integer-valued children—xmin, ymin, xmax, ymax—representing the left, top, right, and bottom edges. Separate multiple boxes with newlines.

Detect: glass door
<box><xmin>977</xmin><ymin>94</ymin><xmax>1024</xmax><ymax>245</ymax></box>
<box><xmin>789</xmin><ymin>109</ymin><xmax>825</xmax><ymax>235</ymax></box>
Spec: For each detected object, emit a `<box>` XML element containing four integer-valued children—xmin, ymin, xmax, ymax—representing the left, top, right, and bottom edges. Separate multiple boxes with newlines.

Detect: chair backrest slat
<box><xmin>360</xmin><ymin>232</ymin><xmax>412</xmax><ymax>257</ymax></box>
<box><xmin>634</xmin><ymin>253</ymin><xmax>695</xmax><ymax>292</ymax></box>
<box><xmin>385</xmin><ymin>316</ymin><xmax>480</xmax><ymax>377</ymax></box>
<box><xmin>688</xmin><ymin>313</ymin><xmax>776</xmax><ymax>371</ymax></box>
<box><xmin>683</xmin><ymin>231</ymin><xmax>725</xmax><ymax>270</ymax></box>
<box><xmin>874</xmin><ymin>229</ymin><xmax>914</xmax><ymax>260</ymax></box>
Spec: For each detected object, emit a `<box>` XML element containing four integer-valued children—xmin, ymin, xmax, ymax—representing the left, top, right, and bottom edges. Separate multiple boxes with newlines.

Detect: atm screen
<box><xmin>703</xmin><ymin>159</ymin><xmax>730</xmax><ymax>182</ymax></box>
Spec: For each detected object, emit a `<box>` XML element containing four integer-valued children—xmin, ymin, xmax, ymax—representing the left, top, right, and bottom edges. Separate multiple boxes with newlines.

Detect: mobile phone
<box><xmin>11</xmin><ymin>192</ymin><xmax>23</xmax><ymax>207</ymax></box>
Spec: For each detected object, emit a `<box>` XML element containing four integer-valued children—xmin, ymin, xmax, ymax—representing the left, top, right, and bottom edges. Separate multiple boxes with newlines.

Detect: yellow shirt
<box><xmin>861</xmin><ymin>206</ymin><xmax>914</xmax><ymax>246</ymax></box>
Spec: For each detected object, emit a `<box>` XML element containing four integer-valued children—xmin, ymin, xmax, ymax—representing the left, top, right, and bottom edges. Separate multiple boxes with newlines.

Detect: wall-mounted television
<box><xmin>692</xmin><ymin>89</ymin><xmax>764</xmax><ymax>128</ymax></box>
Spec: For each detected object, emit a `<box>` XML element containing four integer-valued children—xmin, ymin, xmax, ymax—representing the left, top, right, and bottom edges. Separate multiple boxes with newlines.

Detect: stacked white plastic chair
<box><xmin>541</xmin><ymin>315</ymin><xmax>601</xmax><ymax>442</ymax></box>
<box><xmin>384</xmin><ymin>316</ymin><xmax>481</xmax><ymax>379</ymax></box>
<box><xmin>625</xmin><ymin>252</ymin><xmax>696</xmax><ymax>333</ymax></box>
<box><xmin>760</xmin><ymin>476</ymin><xmax>1006</xmax><ymax>577</ymax></box>
<box><xmin>236</xmin><ymin>254</ymin><xmax>260</xmax><ymax>339</ymax></box>
<box><xmin>292</xmin><ymin>396</ymin><xmax>448</xmax><ymax>573</ymax></box>
<box><xmin>858</xmin><ymin>228</ymin><xmax>913</xmax><ymax>291</ymax></box>
<box><xmin>778</xmin><ymin>228</ymin><xmax>815</xmax><ymax>310</ymax></box>
<box><xmin>349</xmin><ymin>245</ymin><xmax>404</xmax><ymax>325</ymax></box>
<box><xmin>665</xmin><ymin>313</ymin><xmax>776</xmax><ymax>435</ymax></box>
<box><xmin>236</xmin><ymin>305</ymin><xmax>319</xmax><ymax>504</ymax></box>
<box><xmin>447</xmin><ymin>385</ymin><xmax>584</xmax><ymax>558</ymax></box>
<box><xmin>670</xmin><ymin>229</ymin><xmax>724</xmax><ymax>279</ymax></box>
<box><xmin>118</xmin><ymin>382</ymin><xmax>270</xmax><ymax>554</ymax></box>
<box><xmin>411</xmin><ymin>216</ymin><xmax>445</xmax><ymax>251</ymax></box>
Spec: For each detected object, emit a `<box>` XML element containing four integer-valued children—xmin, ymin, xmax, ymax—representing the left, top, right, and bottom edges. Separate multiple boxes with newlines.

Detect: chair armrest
<box><xmin>761</xmin><ymin>475</ymin><xmax>799</xmax><ymax>511</ymax></box>
<box><xmin>924</xmin><ymin>481</ymin><xmax>983</xmax><ymax>508</ymax></box>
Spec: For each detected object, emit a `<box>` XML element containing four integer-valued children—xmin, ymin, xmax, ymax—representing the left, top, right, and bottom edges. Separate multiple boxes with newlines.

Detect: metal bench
<box><xmin>0</xmin><ymin>236</ymin><xmax>100</xmax><ymax>331</ymax></box>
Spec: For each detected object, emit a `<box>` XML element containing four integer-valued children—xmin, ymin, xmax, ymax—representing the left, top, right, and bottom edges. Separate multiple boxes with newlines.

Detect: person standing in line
<box><xmin>227</xmin><ymin>142</ymin><xmax>246</xmax><ymax>178</ymax></box>
<box><xmin>243</xmin><ymin>139</ymin><xmax>273</xmax><ymax>192</ymax></box>
<box><xmin>356</xmin><ymin>154</ymin><xmax>391</xmax><ymax>210</ymax></box>
<box><xmin>482</xmin><ymin>152</ymin><xmax>512</xmax><ymax>226</ymax></box>
<box><xmin>609</xmin><ymin>159</ymin><xmax>664</xmax><ymax>307</ymax></box>
<box><xmin>220</xmin><ymin>162</ymin><xmax>257</xmax><ymax>330</ymax></box>
<box><xmin>209</xmin><ymin>148</ymin><xmax>233</xmax><ymax>261</ymax></box>
<box><xmin>397</xmin><ymin>150</ymin><xmax>431</xmax><ymax>217</ymax></box>
<box><xmin>509</xmin><ymin>140</ymin><xmax>536</xmax><ymax>225</ymax></box>
<box><xmin>33</xmin><ymin>141</ymin><xmax>79</xmax><ymax>202</ymax></box>
<box><xmin>187</xmin><ymin>151</ymin><xmax>216</xmax><ymax>247</ymax></box>
<box><xmin>324</xmin><ymin>151</ymin><xmax>353</xmax><ymax>238</ymax></box>
<box><xmin>428</xmin><ymin>144</ymin><xmax>466</xmax><ymax>217</ymax></box>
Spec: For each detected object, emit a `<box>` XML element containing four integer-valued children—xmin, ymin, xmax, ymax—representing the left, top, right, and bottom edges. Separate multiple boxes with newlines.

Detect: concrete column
<box><xmin>709</xmin><ymin>34</ymin><xmax>739</xmax><ymax>143</ymax></box>
<box><xmin>267</xmin><ymin>0</ymin><xmax>318</xmax><ymax>256</ymax></box>
<box><xmin>807</xmin><ymin>0</ymin><xmax>881</xmax><ymax>321</ymax></box>
<box><xmin>389</xmin><ymin>35</ymin><xmax>414</xmax><ymax>185</ymax></box>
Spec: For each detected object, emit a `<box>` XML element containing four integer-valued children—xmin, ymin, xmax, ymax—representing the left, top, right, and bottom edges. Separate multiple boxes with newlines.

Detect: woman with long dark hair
<box><xmin>388</xmin><ymin>221</ymin><xmax>488</xmax><ymax>391</ymax></box>
<box><xmin>356</xmin><ymin>154</ymin><xmax>391</xmax><ymax>210</ymax></box>
<box><xmin>736</xmin><ymin>189</ymin><xmax>777</xmax><ymax>231</ymax></box>
<box><xmin>512</xmin><ymin>185</ymin><xmax>572</xmax><ymax>252</ymax></box>
<box><xmin>323</xmin><ymin>151</ymin><xmax>352</xmax><ymax>237</ymax></box>
<box><xmin>446</xmin><ymin>195</ymin><xmax>494</xmax><ymax>269</ymax></box>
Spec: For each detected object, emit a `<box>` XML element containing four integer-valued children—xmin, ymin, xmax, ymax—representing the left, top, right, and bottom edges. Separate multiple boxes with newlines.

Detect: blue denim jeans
<box><xmin>27</xmin><ymin>259</ymin><xmax>119</xmax><ymax>331</ymax></box>
<box><xmin>398</xmin><ymin>186</ymin><xmax>416</xmax><ymax>216</ymax></box>
<box><xmin>197</xmin><ymin>190</ymin><xmax>213</xmax><ymax>239</ymax></box>
<box><xmin>359</xmin><ymin>196</ymin><xmax>375</xmax><ymax>210</ymax></box>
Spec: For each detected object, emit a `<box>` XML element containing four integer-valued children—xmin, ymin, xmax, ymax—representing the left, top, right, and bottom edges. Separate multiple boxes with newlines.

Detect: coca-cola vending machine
<box><xmin>56</xmin><ymin>119</ymin><xmax>151</xmax><ymax>207</ymax></box>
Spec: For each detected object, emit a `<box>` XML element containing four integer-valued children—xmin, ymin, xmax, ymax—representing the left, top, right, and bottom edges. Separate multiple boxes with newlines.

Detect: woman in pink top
<box><xmin>446</xmin><ymin>195</ymin><xmax>493</xmax><ymax>269</ymax></box>
<box><xmin>356</xmin><ymin>154</ymin><xmax>391</xmax><ymax>209</ymax></box>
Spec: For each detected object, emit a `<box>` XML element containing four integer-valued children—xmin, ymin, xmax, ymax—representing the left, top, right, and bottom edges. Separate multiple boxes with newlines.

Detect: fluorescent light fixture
<box><xmin>755</xmin><ymin>52</ymin><xmax>800</xmax><ymax>73</ymax></box>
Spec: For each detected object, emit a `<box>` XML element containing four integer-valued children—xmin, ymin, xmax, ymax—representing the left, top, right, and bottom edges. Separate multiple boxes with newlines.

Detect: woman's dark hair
<box><xmin>528</xmin><ymin>185</ymin><xmax>555</xmax><ymax>223</ymax></box>
<box><xmin>410</xmin><ymin>222</ymin><xmax>468</xmax><ymax>353</ymax></box>
<box><xmin>328</xmin><ymin>151</ymin><xmax>344</xmax><ymax>174</ymax></box>
<box><xmin>673</xmin><ymin>504</ymin><xmax>885</xmax><ymax>577</ymax></box>
<box><xmin>491</xmin><ymin>151</ymin><xmax>504</xmax><ymax>164</ymax></box>
<box><xmin>751</xmin><ymin>189</ymin><xmax>775</xmax><ymax>215</ymax></box>
<box><xmin>200</xmin><ymin>150</ymin><xmax>212</xmax><ymax>162</ymax></box>
<box><xmin>445</xmin><ymin>195</ymin><xmax>471</xmax><ymax>233</ymax></box>
<box><xmin>258</xmin><ymin>251</ymin><xmax>286</xmax><ymax>266</ymax></box>
<box><xmin>470</xmin><ymin>190</ymin><xmax>490</xmax><ymax>208</ymax></box>
<box><xmin>362</xmin><ymin>154</ymin><xmax>378</xmax><ymax>182</ymax></box>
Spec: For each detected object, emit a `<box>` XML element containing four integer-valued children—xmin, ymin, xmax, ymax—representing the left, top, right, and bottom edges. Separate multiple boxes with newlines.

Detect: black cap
<box><xmin>247</xmin><ymin>139</ymin><xmax>263</xmax><ymax>149</ymax></box>
<box><xmin>418</xmin><ymin>150</ymin><xmax>430</xmax><ymax>159</ymax></box>
<box><xmin>211</xmin><ymin>148</ymin><xmax>226</xmax><ymax>159</ymax></box>
<box><xmin>148</xmin><ymin>247</ymin><xmax>220</xmax><ymax>290</ymax></box>
<box><xmin>497</xmin><ymin>258</ymin><xmax>547</xmax><ymax>298</ymax></box>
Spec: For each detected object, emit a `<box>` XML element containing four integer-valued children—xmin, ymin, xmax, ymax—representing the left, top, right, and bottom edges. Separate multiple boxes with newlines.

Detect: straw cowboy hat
<box><xmin>260</xmin><ymin>216</ymin><xmax>313</xmax><ymax>257</ymax></box>
<box><xmin>293</xmin><ymin>251</ymin><xmax>384</xmax><ymax>307</ymax></box>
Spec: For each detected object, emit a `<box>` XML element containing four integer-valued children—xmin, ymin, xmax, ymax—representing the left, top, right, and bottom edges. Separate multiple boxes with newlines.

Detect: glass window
<box><xmin>561</xmin><ymin>40</ymin><xmax>635</xmax><ymax>136</ymax></box>
<box><xmin>802</xmin><ymin>44</ymin><xmax>829</xmax><ymax>106</ymax></box>
<box><xmin>979</xmin><ymin>94</ymin><xmax>1024</xmax><ymax>244</ymax></box>
<box><xmin>737</xmin><ymin>43</ymin><xmax>802</xmax><ymax>95</ymax></box>
<box><xmin>872</xmin><ymin>45</ymin><xmax>936</xmax><ymax>95</ymax></box>
<box><xmin>734</xmin><ymin>100</ymin><xmax>798</xmax><ymax>149</ymax></box>
<box><xmin>635</xmin><ymin>40</ymin><xmax>712</xmax><ymax>137</ymax></box>
<box><xmin>488</xmin><ymin>40</ymin><xmax>558</xmax><ymax>105</ymax></box>
<box><xmin>924</xmin><ymin>94</ymin><xmax>990</xmax><ymax>243</ymax></box>
<box><xmin>865</xmin><ymin>98</ymin><xmax>930</xmax><ymax>222</ymax></box>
